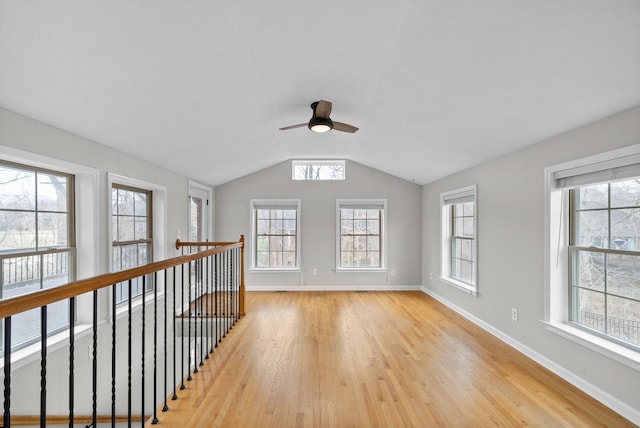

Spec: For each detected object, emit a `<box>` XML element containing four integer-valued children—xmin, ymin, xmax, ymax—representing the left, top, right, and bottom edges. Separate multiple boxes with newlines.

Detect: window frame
<box><xmin>109</xmin><ymin>179</ymin><xmax>156</xmax><ymax>305</ymax></box>
<box><xmin>568</xmin><ymin>181</ymin><xmax>640</xmax><ymax>350</ymax></box>
<box><xmin>544</xmin><ymin>144</ymin><xmax>640</xmax><ymax>370</ymax></box>
<box><xmin>440</xmin><ymin>185</ymin><xmax>478</xmax><ymax>295</ymax></box>
<box><xmin>335</xmin><ymin>199</ymin><xmax>387</xmax><ymax>272</ymax></box>
<box><xmin>250</xmin><ymin>199</ymin><xmax>301</xmax><ymax>271</ymax></box>
<box><xmin>0</xmin><ymin>159</ymin><xmax>76</xmax><ymax>353</ymax></box>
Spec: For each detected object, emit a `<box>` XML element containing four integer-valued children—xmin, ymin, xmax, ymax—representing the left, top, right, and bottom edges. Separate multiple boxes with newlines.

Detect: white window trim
<box><xmin>250</xmin><ymin>198</ymin><xmax>301</xmax><ymax>272</ymax></box>
<box><xmin>439</xmin><ymin>185</ymin><xmax>478</xmax><ymax>295</ymax></box>
<box><xmin>335</xmin><ymin>198</ymin><xmax>387</xmax><ymax>272</ymax></box>
<box><xmin>544</xmin><ymin>143</ymin><xmax>640</xmax><ymax>370</ymax></box>
<box><xmin>108</xmin><ymin>173</ymin><xmax>167</xmax><ymax>312</ymax></box>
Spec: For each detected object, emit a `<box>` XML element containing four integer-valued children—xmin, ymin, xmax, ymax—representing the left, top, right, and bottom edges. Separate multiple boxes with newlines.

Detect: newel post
<box><xmin>239</xmin><ymin>235</ymin><xmax>246</xmax><ymax>317</ymax></box>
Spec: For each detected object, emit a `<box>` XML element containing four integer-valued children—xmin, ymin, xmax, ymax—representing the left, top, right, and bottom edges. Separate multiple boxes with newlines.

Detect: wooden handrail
<box><xmin>0</xmin><ymin>237</ymin><xmax>245</xmax><ymax>320</ymax></box>
<box><xmin>175</xmin><ymin>239</ymin><xmax>239</xmax><ymax>250</ymax></box>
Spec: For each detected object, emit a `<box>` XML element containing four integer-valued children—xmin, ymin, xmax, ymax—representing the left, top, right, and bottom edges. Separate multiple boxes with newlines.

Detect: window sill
<box><xmin>249</xmin><ymin>268</ymin><xmax>300</xmax><ymax>273</ymax></box>
<box><xmin>2</xmin><ymin>293</ymin><xmax>168</xmax><ymax>372</ymax></box>
<box><xmin>0</xmin><ymin>324</ymin><xmax>93</xmax><ymax>371</ymax></box>
<box><xmin>439</xmin><ymin>276</ymin><xmax>478</xmax><ymax>296</ymax></box>
<box><xmin>542</xmin><ymin>321</ymin><xmax>640</xmax><ymax>371</ymax></box>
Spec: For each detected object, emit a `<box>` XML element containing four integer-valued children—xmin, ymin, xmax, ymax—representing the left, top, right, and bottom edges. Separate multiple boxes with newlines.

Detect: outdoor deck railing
<box><xmin>579</xmin><ymin>310</ymin><xmax>640</xmax><ymax>346</ymax></box>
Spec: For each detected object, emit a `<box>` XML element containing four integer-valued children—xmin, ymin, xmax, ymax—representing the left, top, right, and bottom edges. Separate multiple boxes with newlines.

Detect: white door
<box><xmin>188</xmin><ymin>183</ymin><xmax>212</xmax><ymax>248</ymax></box>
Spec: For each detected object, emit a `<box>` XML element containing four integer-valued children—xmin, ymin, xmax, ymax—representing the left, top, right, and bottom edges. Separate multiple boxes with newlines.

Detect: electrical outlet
<box><xmin>390</xmin><ymin>269</ymin><xmax>396</xmax><ymax>277</ymax></box>
<box><xmin>312</xmin><ymin>268</ymin><xmax>318</xmax><ymax>276</ymax></box>
<box><xmin>511</xmin><ymin>308</ymin><xmax>518</xmax><ymax>322</ymax></box>
<box><xmin>429</xmin><ymin>272</ymin><xmax>433</xmax><ymax>280</ymax></box>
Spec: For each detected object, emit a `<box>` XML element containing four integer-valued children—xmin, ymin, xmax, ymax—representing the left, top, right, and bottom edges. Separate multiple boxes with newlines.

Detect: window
<box><xmin>292</xmin><ymin>160</ymin><xmax>345</xmax><ymax>180</ymax></box>
<box><xmin>545</xmin><ymin>145</ymin><xmax>640</xmax><ymax>362</ymax></box>
<box><xmin>0</xmin><ymin>160</ymin><xmax>75</xmax><ymax>352</ymax></box>
<box><xmin>251</xmin><ymin>199</ymin><xmax>300</xmax><ymax>270</ymax></box>
<box><xmin>569</xmin><ymin>179</ymin><xmax>640</xmax><ymax>348</ymax></box>
<box><xmin>336</xmin><ymin>199</ymin><xmax>386</xmax><ymax>270</ymax></box>
<box><xmin>112</xmin><ymin>184</ymin><xmax>153</xmax><ymax>303</ymax></box>
<box><xmin>440</xmin><ymin>185</ymin><xmax>477</xmax><ymax>294</ymax></box>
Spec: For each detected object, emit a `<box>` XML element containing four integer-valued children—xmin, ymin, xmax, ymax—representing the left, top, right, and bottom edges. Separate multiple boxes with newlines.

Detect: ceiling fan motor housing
<box><xmin>308</xmin><ymin>116</ymin><xmax>333</xmax><ymax>133</ymax></box>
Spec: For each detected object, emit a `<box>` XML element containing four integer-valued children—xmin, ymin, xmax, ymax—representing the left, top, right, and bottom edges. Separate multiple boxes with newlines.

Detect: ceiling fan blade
<box><xmin>333</xmin><ymin>122</ymin><xmax>359</xmax><ymax>133</ymax></box>
<box><xmin>279</xmin><ymin>123</ymin><xmax>308</xmax><ymax>130</ymax></box>
<box><xmin>315</xmin><ymin>100</ymin><xmax>332</xmax><ymax>119</ymax></box>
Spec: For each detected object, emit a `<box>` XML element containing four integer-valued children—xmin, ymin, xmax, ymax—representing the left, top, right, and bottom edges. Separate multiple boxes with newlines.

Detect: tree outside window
<box><xmin>337</xmin><ymin>199</ymin><xmax>386</xmax><ymax>270</ymax></box>
<box><xmin>251</xmin><ymin>200</ymin><xmax>300</xmax><ymax>270</ymax></box>
<box><xmin>112</xmin><ymin>184</ymin><xmax>153</xmax><ymax>303</ymax></box>
<box><xmin>0</xmin><ymin>161</ymin><xmax>74</xmax><ymax>352</ymax></box>
<box><xmin>570</xmin><ymin>178</ymin><xmax>640</xmax><ymax>348</ymax></box>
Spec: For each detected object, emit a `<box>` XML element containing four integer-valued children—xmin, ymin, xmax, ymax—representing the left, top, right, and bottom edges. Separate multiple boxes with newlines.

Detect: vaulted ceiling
<box><xmin>1</xmin><ymin>1</ymin><xmax>639</xmax><ymax>185</ymax></box>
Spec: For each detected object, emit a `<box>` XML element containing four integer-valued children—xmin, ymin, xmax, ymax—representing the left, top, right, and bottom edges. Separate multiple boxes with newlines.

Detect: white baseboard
<box><xmin>420</xmin><ymin>287</ymin><xmax>640</xmax><ymax>426</ymax></box>
<box><xmin>246</xmin><ymin>284</ymin><xmax>421</xmax><ymax>292</ymax></box>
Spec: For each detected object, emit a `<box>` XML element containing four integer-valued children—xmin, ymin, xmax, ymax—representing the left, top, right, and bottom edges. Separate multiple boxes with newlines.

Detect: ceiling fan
<box><xmin>279</xmin><ymin>100</ymin><xmax>359</xmax><ymax>133</ymax></box>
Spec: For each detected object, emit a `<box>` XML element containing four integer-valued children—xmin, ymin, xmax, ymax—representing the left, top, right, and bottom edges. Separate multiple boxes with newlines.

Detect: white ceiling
<box><xmin>1</xmin><ymin>1</ymin><xmax>639</xmax><ymax>186</ymax></box>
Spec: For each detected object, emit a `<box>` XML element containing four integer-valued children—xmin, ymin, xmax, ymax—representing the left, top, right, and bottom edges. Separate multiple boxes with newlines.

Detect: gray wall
<box><xmin>215</xmin><ymin>160</ymin><xmax>422</xmax><ymax>289</ymax></box>
<box><xmin>0</xmin><ymin>107</ymin><xmax>193</xmax><ymax>414</ymax></box>
<box><xmin>422</xmin><ymin>106</ymin><xmax>640</xmax><ymax>421</ymax></box>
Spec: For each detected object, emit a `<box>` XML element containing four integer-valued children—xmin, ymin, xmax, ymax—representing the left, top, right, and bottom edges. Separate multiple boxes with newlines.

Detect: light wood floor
<box><xmin>153</xmin><ymin>291</ymin><xmax>634</xmax><ymax>427</ymax></box>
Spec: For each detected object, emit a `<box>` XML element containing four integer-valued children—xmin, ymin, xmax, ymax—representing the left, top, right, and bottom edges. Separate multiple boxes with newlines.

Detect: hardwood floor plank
<box><xmin>152</xmin><ymin>291</ymin><xmax>635</xmax><ymax>427</ymax></box>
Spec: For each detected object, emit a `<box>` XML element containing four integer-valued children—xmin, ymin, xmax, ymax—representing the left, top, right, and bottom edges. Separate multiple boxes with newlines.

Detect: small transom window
<box><xmin>292</xmin><ymin>160</ymin><xmax>345</xmax><ymax>180</ymax></box>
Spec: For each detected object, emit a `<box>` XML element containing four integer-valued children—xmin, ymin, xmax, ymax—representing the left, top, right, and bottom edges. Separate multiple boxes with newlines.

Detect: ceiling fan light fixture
<box><xmin>308</xmin><ymin>117</ymin><xmax>333</xmax><ymax>133</ymax></box>
<box><xmin>279</xmin><ymin>100</ymin><xmax>357</xmax><ymax>133</ymax></box>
